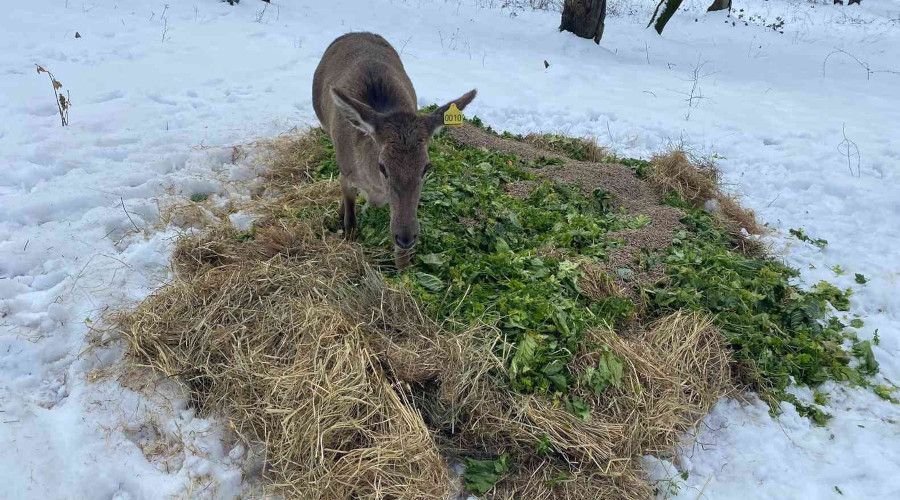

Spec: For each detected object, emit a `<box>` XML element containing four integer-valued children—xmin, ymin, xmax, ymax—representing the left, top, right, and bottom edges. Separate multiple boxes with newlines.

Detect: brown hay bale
<box><xmin>717</xmin><ymin>196</ymin><xmax>761</xmax><ymax>234</ymax></box>
<box><xmin>274</xmin><ymin>178</ymin><xmax>341</xmax><ymax>215</ymax></box>
<box><xmin>650</xmin><ymin>149</ymin><xmax>763</xmax><ymax>242</ymax></box>
<box><xmin>491</xmin><ymin>458</ymin><xmax>652</xmax><ymax>500</ymax></box>
<box><xmin>121</xmin><ymin>228</ymin><xmax>452</xmax><ymax>499</ymax></box>
<box><xmin>573</xmin><ymin>311</ymin><xmax>732</xmax><ymax>457</ymax></box>
<box><xmin>410</xmin><ymin>312</ymin><xmax>730</xmax><ymax>498</ymax></box>
<box><xmin>170</xmin><ymin>225</ymin><xmax>240</xmax><ymax>276</ymax></box>
<box><xmin>650</xmin><ymin>150</ymin><xmax>718</xmax><ymax>206</ymax></box>
<box><xmin>469</xmin><ymin>394</ymin><xmax>626</xmax><ymax>470</ymax></box>
<box><xmin>156</xmin><ymin>200</ymin><xmax>222</xmax><ymax>230</ymax></box>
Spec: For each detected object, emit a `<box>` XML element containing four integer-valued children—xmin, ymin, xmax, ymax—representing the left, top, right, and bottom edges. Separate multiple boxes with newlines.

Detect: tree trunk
<box><xmin>559</xmin><ymin>0</ymin><xmax>608</xmax><ymax>44</ymax></box>
<box><xmin>706</xmin><ymin>0</ymin><xmax>731</xmax><ymax>12</ymax></box>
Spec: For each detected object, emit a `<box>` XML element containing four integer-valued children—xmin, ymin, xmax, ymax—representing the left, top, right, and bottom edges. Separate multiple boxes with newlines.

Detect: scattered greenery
<box><xmin>354</xmin><ymin>133</ymin><xmax>642</xmax><ymax>396</ymax></box>
<box><xmin>874</xmin><ymin>385</ymin><xmax>898</xmax><ymax>404</ymax></box>
<box><xmin>464</xmin><ymin>454</ymin><xmax>509</xmax><ymax>495</ymax></box>
<box><xmin>735</xmin><ymin>8</ymin><xmax>786</xmax><ymax>34</ymax></box>
<box><xmin>792</xmin><ymin>396</ymin><xmax>831</xmax><ymax>426</ymax></box>
<box><xmin>789</xmin><ymin>227</ymin><xmax>827</xmax><ymax>249</ymax></box>
<box><xmin>578</xmin><ymin>347</ymin><xmax>624</xmax><ymax>396</ymax></box>
<box><xmin>297</xmin><ymin>120</ymin><xmax>881</xmax><ymax>426</ymax></box>
<box><xmin>855</xmin><ymin>273</ymin><xmax>868</xmax><ymax>284</ymax></box>
<box><xmin>535</xmin><ymin>434</ymin><xmax>552</xmax><ymax>455</ymax></box>
<box><xmin>617</xmin><ymin>157</ymin><xmax>653</xmax><ymax>179</ymax></box>
<box><xmin>190</xmin><ymin>193</ymin><xmax>209</xmax><ymax>202</ymax></box>
<box><xmin>852</xmin><ymin>340</ymin><xmax>878</xmax><ymax>376</ymax></box>
<box><xmin>813</xmin><ymin>281</ymin><xmax>852</xmax><ymax>311</ymax></box>
<box><xmin>650</xmin><ymin>198</ymin><xmax>874</xmax><ymax>414</ymax></box>
<box><xmin>235</xmin><ymin>229</ymin><xmax>255</xmax><ymax>242</ymax></box>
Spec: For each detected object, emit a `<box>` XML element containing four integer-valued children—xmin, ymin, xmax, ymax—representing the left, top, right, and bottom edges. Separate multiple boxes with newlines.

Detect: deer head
<box><xmin>330</xmin><ymin>87</ymin><xmax>477</xmax><ymax>251</ymax></box>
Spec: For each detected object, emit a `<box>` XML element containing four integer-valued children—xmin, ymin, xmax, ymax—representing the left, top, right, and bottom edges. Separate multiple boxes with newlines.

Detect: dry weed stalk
<box><xmin>35</xmin><ymin>64</ymin><xmax>71</xmax><ymax>126</ymax></box>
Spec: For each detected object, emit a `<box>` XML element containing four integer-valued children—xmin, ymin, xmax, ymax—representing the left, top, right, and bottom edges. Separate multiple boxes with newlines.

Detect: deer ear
<box><xmin>331</xmin><ymin>88</ymin><xmax>379</xmax><ymax>135</ymax></box>
<box><xmin>428</xmin><ymin>89</ymin><xmax>477</xmax><ymax>135</ymax></box>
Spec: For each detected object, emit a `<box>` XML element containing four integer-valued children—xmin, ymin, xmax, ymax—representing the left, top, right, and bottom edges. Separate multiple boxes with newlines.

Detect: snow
<box><xmin>1</xmin><ymin>0</ymin><xmax>898</xmax><ymax>498</ymax></box>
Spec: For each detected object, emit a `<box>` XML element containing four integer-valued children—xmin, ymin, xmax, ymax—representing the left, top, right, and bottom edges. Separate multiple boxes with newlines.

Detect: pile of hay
<box><xmin>649</xmin><ymin>150</ymin><xmax>763</xmax><ymax>252</ymax></box>
<box><xmin>120</xmin><ymin>128</ymin><xmax>734</xmax><ymax>499</ymax></box>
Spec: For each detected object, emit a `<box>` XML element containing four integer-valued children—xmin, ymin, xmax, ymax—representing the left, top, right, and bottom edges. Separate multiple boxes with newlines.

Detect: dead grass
<box><xmin>576</xmin><ymin>262</ymin><xmax>628</xmax><ymax>302</ymax></box>
<box><xmin>492</xmin><ymin>458</ymin><xmax>652</xmax><ymax>500</ymax></box>
<box><xmin>577</xmin><ymin>313</ymin><xmax>732</xmax><ymax>456</ymax></box>
<box><xmin>122</xmin><ymin>220</ymin><xmax>454</xmax><ymax>499</ymax></box>
<box><xmin>520</xmin><ymin>133</ymin><xmax>608</xmax><ymax>163</ymax></box>
<box><xmin>118</xmin><ymin>128</ymin><xmax>737</xmax><ymax>499</ymax></box>
<box><xmin>261</xmin><ymin>127</ymin><xmax>334</xmax><ymax>190</ymax></box>
<box><xmin>649</xmin><ymin>149</ymin><xmax>764</xmax><ymax>253</ymax></box>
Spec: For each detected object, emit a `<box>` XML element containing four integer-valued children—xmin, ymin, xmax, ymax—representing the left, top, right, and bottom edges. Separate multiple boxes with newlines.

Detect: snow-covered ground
<box><xmin>1</xmin><ymin>0</ymin><xmax>898</xmax><ymax>498</ymax></box>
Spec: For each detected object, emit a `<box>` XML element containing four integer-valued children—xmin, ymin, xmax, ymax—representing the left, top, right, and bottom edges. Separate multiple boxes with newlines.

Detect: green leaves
<box><xmin>414</xmin><ymin>272</ymin><xmax>444</xmax><ymax>292</ymax></box>
<box><xmin>508</xmin><ymin>332</ymin><xmax>570</xmax><ymax>393</ymax></box>
<box><xmin>874</xmin><ymin>385</ymin><xmax>898</xmax><ymax>404</ymax></box>
<box><xmin>541</xmin><ymin>359</ymin><xmax>568</xmax><ymax>392</ymax></box>
<box><xmin>419</xmin><ymin>252</ymin><xmax>446</xmax><ymax>268</ymax></box>
<box><xmin>352</xmin><ymin>134</ymin><xmax>640</xmax><ymax>398</ymax></box>
<box><xmin>338</xmin><ymin>129</ymin><xmax>879</xmax><ymax>425</ymax></box>
<box><xmin>579</xmin><ymin>349</ymin><xmax>624</xmax><ymax>396</ymax></box>
<box><xmin>464</xmin><ymin>454</ymin><xmax>509</xmax><ymax>495</ymax></box>
<box><xmin>652</xmin><ymin>204</ymin><xmax>879</xmax><ymax>420</ymax></box>
<box><xmin>592</xmin><ymin>188</ymin><xmax>612</xmax><ymax>212</ymax></box>
<box><xmin>789</xmin><ymin>228</ymin><xmax>828</xmax><ymax>248</ymax></box>
<box><xmin>812</xmin><ymin>282</ymin><xmax>851</xmax><ymax>311</ymax></box>
<box><xmin>852</xmin><ymin>340</ymin><xmax>878</xmax><ymax>376</ymax></box>
<box><xmin>510</xmin><ymin>333</ymin><xmax>539</xmax><ymax>378</ymax></box>
<box><xmin>564</xmin><ymin>396</ymin><xmax>591</xmax><ymax>421</ymax></box>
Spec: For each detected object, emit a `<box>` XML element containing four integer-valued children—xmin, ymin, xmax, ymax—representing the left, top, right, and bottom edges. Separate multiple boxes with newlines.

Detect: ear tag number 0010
<box><xmin>443</xmin><ymin>103</ymin><xmax>464</xmax><ymax>127</ymax></box>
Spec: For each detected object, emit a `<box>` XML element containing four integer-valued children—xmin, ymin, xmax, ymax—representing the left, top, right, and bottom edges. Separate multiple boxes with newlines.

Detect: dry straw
<box><xmin>649</xmin><ymin>149</ymin><xmax>763</xmax><ymax>253</ymax></box>
<box><xmin>119</xmin><ymin>128</ymin><xmax>734</xmax><ymax>498</ymax></box>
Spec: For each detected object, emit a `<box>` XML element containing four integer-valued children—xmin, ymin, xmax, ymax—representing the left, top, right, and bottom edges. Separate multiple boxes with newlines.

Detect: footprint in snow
<box><xmin>92</xmin><ymin>90</ymin><xmax>125</xmax><ymax>103</ymax></box>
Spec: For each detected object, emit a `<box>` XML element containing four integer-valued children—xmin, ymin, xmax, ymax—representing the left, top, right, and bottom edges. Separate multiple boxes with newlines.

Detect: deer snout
<box><xmin>390</xmin><ymin>196</ymin><xmax>421</xmax><ymax>251</ymax></box>
<box><xmin>393</xmin><ymin>232</ymin><xmax>417</xmax><ymax>250</ymax></box>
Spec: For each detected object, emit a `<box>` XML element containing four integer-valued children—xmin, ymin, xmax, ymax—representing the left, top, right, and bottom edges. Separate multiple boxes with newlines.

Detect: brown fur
<box><xmin>312</xmin><ymin>32</ymin><xmax>476</xmax><ymax>264</ymax></box>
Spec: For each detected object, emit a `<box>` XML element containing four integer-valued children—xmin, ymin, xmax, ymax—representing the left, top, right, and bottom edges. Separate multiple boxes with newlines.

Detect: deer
<box><xmin>312</xmin><ymin>32</ymin><xmax>476</xmax><ymax>267</ymax></box>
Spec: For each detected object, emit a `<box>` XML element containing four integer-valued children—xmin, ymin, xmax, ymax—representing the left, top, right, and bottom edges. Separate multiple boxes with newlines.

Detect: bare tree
<box><xmin>706</xmin><ymin>0</ymin><xmax>731</xmax><ymax>12</ymax></box>
<box><xmin>559</xmin><ymin>0</ymin><xmax>607</xmax><ymax>43</ymax></box>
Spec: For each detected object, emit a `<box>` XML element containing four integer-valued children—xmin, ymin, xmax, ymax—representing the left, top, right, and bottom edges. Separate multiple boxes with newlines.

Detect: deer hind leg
<box><xmin>340</xmin><ymin>179</ymin><xmax>358</xmax><ymax>239</ymax></box>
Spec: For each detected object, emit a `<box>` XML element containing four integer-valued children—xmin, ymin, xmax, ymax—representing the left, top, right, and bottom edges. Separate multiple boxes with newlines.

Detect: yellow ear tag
<box><xmin>443</xmin><ymin>103</ymin><xmax>464</xmax><ymax>127</ymax></box>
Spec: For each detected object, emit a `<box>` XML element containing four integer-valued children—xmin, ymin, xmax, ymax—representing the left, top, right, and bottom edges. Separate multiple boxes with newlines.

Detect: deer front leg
<box><xmin>340</xmin><ymin>180</ymin><xmax>358</xmax><ymax>240</ymax></box>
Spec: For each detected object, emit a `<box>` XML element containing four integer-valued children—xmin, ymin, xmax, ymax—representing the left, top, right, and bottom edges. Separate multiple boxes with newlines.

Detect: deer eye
<box><xmin>378</xmin><ymin>162</ymin><xmax>387</xmax><ymax>177</ymax></box>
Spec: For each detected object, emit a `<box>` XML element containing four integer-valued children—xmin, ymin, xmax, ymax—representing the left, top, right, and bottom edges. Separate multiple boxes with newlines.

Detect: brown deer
<box><xmin>312</xmin><ymin>32</ymin><xmax>476</xmax><ymax>266</ymax></box>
